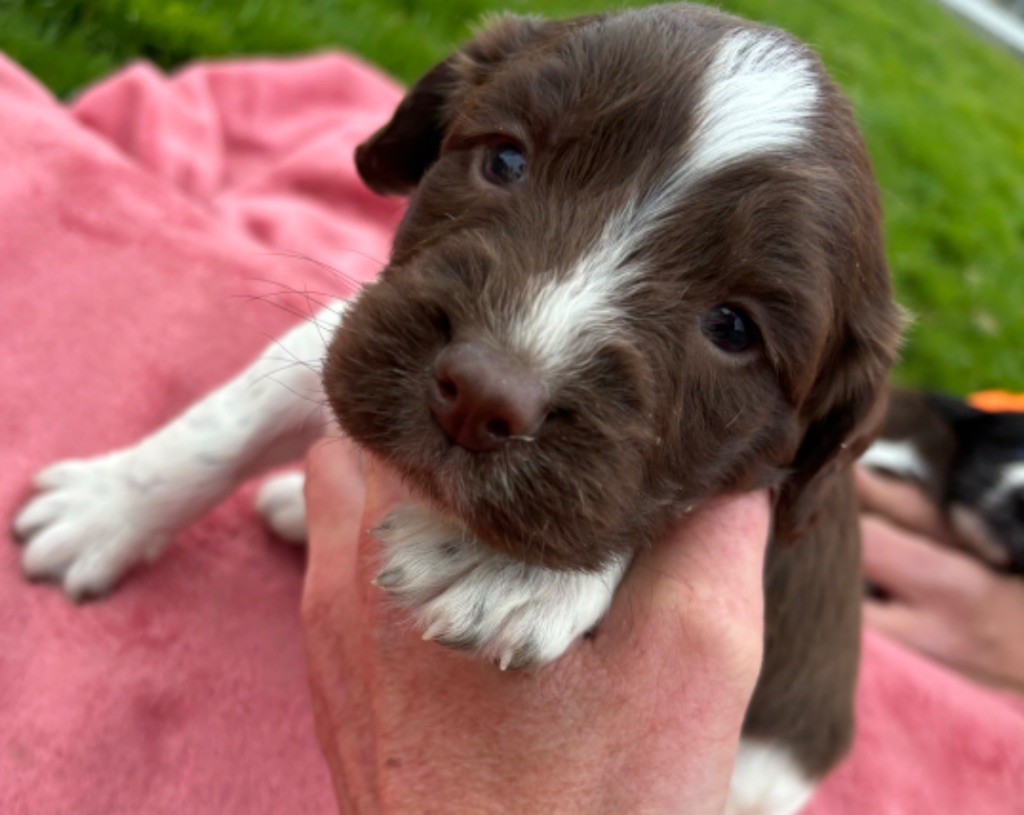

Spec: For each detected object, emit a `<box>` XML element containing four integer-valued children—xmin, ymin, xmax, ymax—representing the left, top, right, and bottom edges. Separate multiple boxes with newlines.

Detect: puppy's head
<box><xmin>326</xmin><ymin>6</ymin><xmax>902</xmax><ymax>569</ymax></box>
<box><xmin>930</xmin><ymin>396</ymin><xmax>1024</xmax><ymax>572</ymax></box>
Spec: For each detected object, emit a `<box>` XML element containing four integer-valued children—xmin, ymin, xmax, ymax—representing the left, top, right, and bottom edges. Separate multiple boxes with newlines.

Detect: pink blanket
<box><xmin>1</xmin><ymin>53</ymin><xmax>1022</xmax><ymax>814</ymax></box>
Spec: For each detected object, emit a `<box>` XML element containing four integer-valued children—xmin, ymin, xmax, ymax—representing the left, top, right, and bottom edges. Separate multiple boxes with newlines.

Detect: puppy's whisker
<box><xmin>258</xmin><ymin>249</ymin><xmax>384</xmax><ymax>288</ymax></box>
<box><xmin>257</xmin><ymin>375</ymin><xmax>325</xmax><ymax>407</ymax></box>
<box><xmin>246</xmin><ymin>361</ymin><xmax>319</xmax><ymax>393</ymax></box>
<box><xmin>258</xmin><ymin>333</ymin><xmax>325</xmax><ymax>373</ymax></box>
<box><xmin>294</xmin><ymin>282</ymin><xmax>330</xmax><ymax>349</ymax></box>
<box><xmin>230</xmin><ymin>293</ymin><xmax>337</xmax><ymax>333</ymax></box>
<box><xmin>242</xmin><ymin>277</ymin><xmax>347</xmax><ymax>307</ymax></box>
<box><xmin>263</xmin><ymin>356</ymin><xmax>323</xmax><ymax>371</ymax></box>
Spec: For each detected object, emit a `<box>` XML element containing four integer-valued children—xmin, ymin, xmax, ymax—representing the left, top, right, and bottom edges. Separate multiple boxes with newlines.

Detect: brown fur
<box><xmin>326</xmin><ymin>3</ymin><xmax>902</xmax><ymax>780</ymax></box>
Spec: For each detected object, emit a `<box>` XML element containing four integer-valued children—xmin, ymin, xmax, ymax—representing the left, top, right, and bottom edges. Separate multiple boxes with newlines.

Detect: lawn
<box><xmin>1</xmin><ymin>0</ymin><xmax>1021</xmax><ymax>393</ymax></box>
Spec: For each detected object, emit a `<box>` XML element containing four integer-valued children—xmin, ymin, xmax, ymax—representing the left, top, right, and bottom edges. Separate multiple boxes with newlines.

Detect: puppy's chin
<box><xmin>340</xmin><ymin>420</ymin><xmax>651</xmax><ymax>571</ymax></box>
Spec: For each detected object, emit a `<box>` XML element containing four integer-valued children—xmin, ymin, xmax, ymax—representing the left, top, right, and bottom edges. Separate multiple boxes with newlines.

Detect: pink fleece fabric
<box><xmin>1</xmin><ymin>53</ymin><xmax>1022</xmax><ymax>814</ymax></box>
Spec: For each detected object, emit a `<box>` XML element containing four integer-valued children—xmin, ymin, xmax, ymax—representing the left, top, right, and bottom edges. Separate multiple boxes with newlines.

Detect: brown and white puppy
<box><xmin>14</xmin><ymin>5</ymin><xmax>902</xmax><ymax>813</ymax></box>
<box><xmin>864</xmin><ymin>389</ymin><xmax>1024</xmax><ymax>572</ymax></box>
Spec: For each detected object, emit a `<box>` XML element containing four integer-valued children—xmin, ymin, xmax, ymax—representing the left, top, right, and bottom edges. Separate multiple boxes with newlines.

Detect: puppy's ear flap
<box><xmin>355</xmin><ymin>14</ymin><xmax>553</xmax><ymax>196</ymax></box>
<box><xmin>926</xmin><ymin>391</ymin><xmax>984</xmax><ymax>426</ymax></box>
<box><xmin>774</xmin><ymin>303</ymin><xmax>905</xmax><ymax>545</ymax></box>
<box><xmin>355</xmin><ymin>59</ymin><xmax>458</xmax><ymax>196</ymax></box>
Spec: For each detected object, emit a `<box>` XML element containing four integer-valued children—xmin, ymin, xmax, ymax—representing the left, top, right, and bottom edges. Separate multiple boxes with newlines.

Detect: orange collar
<box><xmin>967</xmin><ymin>390</ymin><xmax>1024</xmax><ymax>413</ymax></box>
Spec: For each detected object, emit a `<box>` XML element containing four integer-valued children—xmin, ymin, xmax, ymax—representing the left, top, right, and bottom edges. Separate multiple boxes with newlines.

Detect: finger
<box><xmin>860</xmin><ymin>515</ymin><xmax>991</xmax><ymax>607</ymax></box>
<box><xmin>302</xmin><ymin>436</ymin><xmax>368</xmax><ymax>616</ymax></box>
<box><xmin>863</xmin><ymin>598</ymin><xmax>933</xmax><ymax>649</ymax></box>
<box><xmin>355</xmin><ymin>456</ymin><xmax>412</xmax><ymax>581</ymax></box>
<box><xmin>860</xmin><ymin>515</ymin><xmax>932</xmax><ymax>602</ymax></box>
<box><xmin>863</xmin><ymin>599</ymin><xmax>966</xmax><ymax>666</ymax></box>
<box><xmin>304</xmin><ymin>436</ymin><xmax>367</xmax><ymax>550</ymax></box>
<box><xmin>863</xmin><ymin>598</ymin><xmax>982</xmax><ymax>679</ymax></box>
<box><xmin>854</xmin><ymin>466</ymin><xmax>952</xmax><ymax>544</ymax></box>
<box><xmin>359</xmin><ymin>455</ymin><xmax>409</xmax><ymax>528</ymax></box>
<box><xmin>300</xmin><ymin>438</ymin><xmax>381</xmax><ymax>807</ymax></box>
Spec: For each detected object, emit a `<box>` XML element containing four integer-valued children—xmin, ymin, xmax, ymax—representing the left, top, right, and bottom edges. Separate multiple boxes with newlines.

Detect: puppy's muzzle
<box><xmin>429</xmin><ymin>341</ymin><xmax>548</xmax><ymax>451</ymax></box>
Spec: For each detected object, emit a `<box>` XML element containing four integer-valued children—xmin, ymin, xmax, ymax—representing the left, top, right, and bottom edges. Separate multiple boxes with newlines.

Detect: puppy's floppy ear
<box><xmin>926</xmin><ymin>391</ymin><xmax>984</xmax><ymax>425</ymax></box>
<box><xmin>355</xmin><ymin>14</ymin><xmax>555</xmax><ymax>196</ymax></box>
<box><xmin>774</xmin><ymin>300</ymin><xmax>905</xmax><ymax>545</ymax></box>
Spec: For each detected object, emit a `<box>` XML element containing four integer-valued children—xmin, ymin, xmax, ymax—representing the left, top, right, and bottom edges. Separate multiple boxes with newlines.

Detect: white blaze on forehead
<box><xmin>508</xmin><ymin>28</ymin><xmax>821</xmax><ymax>373</ymax></box>
<box><xmin>683</xmin><ymin>29</ymin><xmax>821</xmax><ymax>188</ymax></box>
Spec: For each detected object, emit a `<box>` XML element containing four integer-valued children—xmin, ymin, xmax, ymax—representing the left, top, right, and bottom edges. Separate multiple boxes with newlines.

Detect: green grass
<box><xmin>1</xmin><ymin>0</ymin><xmax>1022</xmax><ymax>393</ymax></box>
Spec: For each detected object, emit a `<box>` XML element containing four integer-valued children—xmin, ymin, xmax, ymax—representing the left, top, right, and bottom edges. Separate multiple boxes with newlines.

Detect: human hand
<box><xmin>858</xmin><ymin>466</ymin><xmax>1024</xmax><ymax>695</ymax></box>
<box><xmin>301</xmin><ymin>439</ymin><xmax>771</xmax><ymax>815</ymax></box>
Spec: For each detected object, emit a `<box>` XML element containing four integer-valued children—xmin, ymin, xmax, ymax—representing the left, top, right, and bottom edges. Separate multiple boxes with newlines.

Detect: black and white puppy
<box><xmin>14</xmin><ymin>6</ymin><xmax>904</xmax><ymax>813</ymax></box>
<box><xmin>863</xmin><ymin>388</ymin><xmax>1024</xmax><ymax>573</ymax></box>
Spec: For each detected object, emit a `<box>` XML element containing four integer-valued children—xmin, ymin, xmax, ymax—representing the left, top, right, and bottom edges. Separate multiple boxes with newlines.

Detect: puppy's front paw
<box><xmin>13</xmin><ymin>451</ymin><xmax>173</xmax><ymax>600</ymax></box>
<box><xmin>373</xmin><ymin>504</ymin><xmax>628</xmax><ymax>670</ymax></box>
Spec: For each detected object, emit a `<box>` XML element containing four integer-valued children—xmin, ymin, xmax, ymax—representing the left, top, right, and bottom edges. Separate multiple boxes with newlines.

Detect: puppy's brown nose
<box><xmin>430</xmin><ymin>342</ymin><xmax>547</xmax><ymax>452</ymax></box>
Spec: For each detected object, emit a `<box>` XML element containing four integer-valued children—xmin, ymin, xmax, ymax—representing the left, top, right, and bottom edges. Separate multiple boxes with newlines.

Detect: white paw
<box><xmin>255</xmin><ymin>472</ymin><xmax>307</xmax><ymax>544</ymax></box>
<box><xmin>13</xmin><ymin>451</ymin><xmax>174</xmax><ymax>600</ymax></box>
<box><xmin>372</xmin><ymin>504</ymin><xmax>628</xmax><ymax>670</ymax></box>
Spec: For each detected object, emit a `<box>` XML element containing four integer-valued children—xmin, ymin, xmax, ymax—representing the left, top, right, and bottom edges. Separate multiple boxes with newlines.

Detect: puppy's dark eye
<box><xmin>482</xmin><ymin>144</ymin><xmax>526</xmax><ymax>186</ymax></box>
<box><xmin>701</xmin><ymin>305</ymin><xmax>761</xmax><ymax>354</ymax></box>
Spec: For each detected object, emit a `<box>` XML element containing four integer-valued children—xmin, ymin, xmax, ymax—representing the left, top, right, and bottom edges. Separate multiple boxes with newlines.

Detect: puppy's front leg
<box><xmin>13</xmin><ymin>303</ymin><xmax>345</xmax><ymax>600</ymax></box>
<box><xmin>373</xmin><ymin>504</ymin><xmax>630</xmax><ymax>669</ymax></box>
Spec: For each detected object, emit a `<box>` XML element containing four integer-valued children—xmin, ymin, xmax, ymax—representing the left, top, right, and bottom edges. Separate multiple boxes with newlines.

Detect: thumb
<box><xmin>624</xmin><ymin>490</ymin><xmax>771</xmax><ymax>616</ymax></box>
<box><xmin>602</xmin><ymin>491</ymin><xmax>771</xmax><ymax>684</ymax></box>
